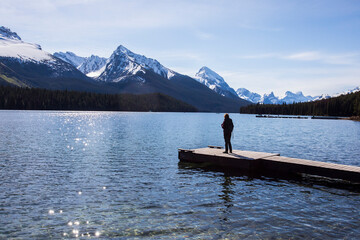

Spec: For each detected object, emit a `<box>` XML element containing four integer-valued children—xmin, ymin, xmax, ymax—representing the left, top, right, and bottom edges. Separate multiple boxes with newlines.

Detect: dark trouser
<box><xmin>224</xmin><ymin>133</ymin><xmax>232</xmax><ymax>153</ymax></box>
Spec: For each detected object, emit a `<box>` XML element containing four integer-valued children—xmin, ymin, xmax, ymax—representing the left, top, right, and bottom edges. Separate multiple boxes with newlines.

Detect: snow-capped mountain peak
<box><xmin>0</xmin><ymin>26</ymin><xmax>21</xmax><ymax>41</ymax></box>
<box><xmin>236</xmin><ymin>88</ymin><xmax>261</xmax><ymax>103</ymax></box>
<box><xmin>260</xmin><ymin>92</ymin><xmax>280</xmax><ymax>104</ymax></box>
<box><xmin>195</xmin><ymin>66</ymin><xmax>224</xmax><ymax>85</ymax></box>
<box><xmin>53</xmin><ymin>51</ymin><xmax>85</xmax><ymax>67</ymax></box>
<box><xmin>115</xmin><ymin>45</ymin><xmax>176</xmax><ymax>79</ymax></box>
<box><xmin>195</xmin><ymin>66</ymin><xmax>239</xmax><ymax>99</ymax></box>
<box><xmin>115</xmin><ymin>45</ymin><xmax>132</xmax><ymax>55</ymax></box>
<box><xmin>97</xmin><ymin>44</ymin><xmax>177</xmax><ymax>82</ymax></box>
<box><xmin>0</xmin><ymin>26</ymin><xmax>53</xmax><ymax>62</ymax></box>
<box><xmin>281</xmin><ymin>91</ymin><xmax>310</xmax><ymax>104</ymax></box>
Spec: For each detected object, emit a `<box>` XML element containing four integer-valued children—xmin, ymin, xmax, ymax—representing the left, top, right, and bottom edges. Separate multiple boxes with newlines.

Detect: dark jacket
<box><xmin>221</xmin><ymin>118</ymin><xmax>234</xmax><ymax>136</ymax></box>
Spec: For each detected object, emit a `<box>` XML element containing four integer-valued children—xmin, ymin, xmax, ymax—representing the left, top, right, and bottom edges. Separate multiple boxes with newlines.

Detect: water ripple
<box><xmin>0</xmin><ymin>111</ymin><xmax>360</xmax><ymax>239</ymax></box>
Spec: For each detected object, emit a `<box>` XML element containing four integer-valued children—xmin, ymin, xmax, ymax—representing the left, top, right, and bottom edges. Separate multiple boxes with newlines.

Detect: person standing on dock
<box><xmin>221</xmin><ymin>113</ymin><xmax>234</xmax><ymax>154</ymax></box>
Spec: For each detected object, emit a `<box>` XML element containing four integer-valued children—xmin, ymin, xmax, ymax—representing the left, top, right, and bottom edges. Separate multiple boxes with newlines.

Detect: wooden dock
<box><xmin>178</xmin><ymin>146</ymin><xmax>360</xmax><ymax>183</ymax></box>
<box><xmin>256</xmin><ymin>114</ymin><xmax>308</xmax><ymax>119</ymax></box>
<box><xmin>311</xmin><ymin>116</ymin><xmax>345</xmax><ymax>120</ymax></box>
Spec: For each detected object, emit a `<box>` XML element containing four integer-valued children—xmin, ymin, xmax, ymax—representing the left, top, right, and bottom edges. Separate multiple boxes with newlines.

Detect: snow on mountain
<box><xmin>281</xmin><ymin>91</ymin><xmax>313</xmax><ymax>104</ymax></box>
<box><xmin>0</xmin><ymin>26</ymin><xmax>53</xmax><ymax>63</ymax></box>
<box><xmin>97</xmin><ymin>45</ymin><xmax>177</xmax><ymax>82</ymax></box>
<box><xmin>236</xmin><ymin>88</ymin><xmax>261</xmax><ymax>103</ymax></box>
<box><xmin>237</xmin><ymin>86</ymin><xmax>360</xmax><ymax>104</ymax></box>
<box><xmin>237</xmin><ymin>88</ymin><xmax>281</xmax><ymax>104</ymax></box>
<box><xmin>350</xmin><ymin>86</ymin><xmax>360</xmax><ymax>93</ymax></box>
<box><xmin>86</xmin><ymin>65</ymin><xmax>106</xmax><ymax>78</ymax></box>
<box><xmin>194</xmin><ymin>67</ymin><xmax>239</xmax><ymax>99</ymax></box>
<box><xmin>53</xmin><ymin>51</ymin><xmax>85</xmax><ymax>68</ymax></box>
<box><xmin>311</xmin><ymin>86</ymin><xmax>359</xmax><ymax>101</ymax></box>
<box><xmin>332</xmin><ymin>86</ymin><xmax>360</xmax><ymax>97</ymax></box>
<box><xmin>260</xmin><ymin>92</ymin><xmax>280</xmax><ymax>104</ymax></box>
<box><xmin>0</xmin><ymin>26</ymin><xmax>21</xmax><ymax>40</ymax></box>
<box><xmin>79</xmin><ymin>55</ymin><xmax>107</xmax><ymax>75</ymax></box>
<box><xmin>258</xmin><ymin>91</ymin><xmax>316</xmax><ymax>104</ymax></box>
<box><xmin>312</xmin><ymin>94</ymin><xmax>331</xmax><ymax>101</ymax></box>
<box><xmin>236</xmin><ymin>86</ymin><xmax>333</xmax><ymax>104</ymax></box>
<box><xmin>53</xmin><ymin>52</ymin><xmax>107</xmax><ymax>75</ymax></box>
<box><xmin>0</xmin><ymin>26</ymin><xmax>94</xmax><ymax>88</ymax></box>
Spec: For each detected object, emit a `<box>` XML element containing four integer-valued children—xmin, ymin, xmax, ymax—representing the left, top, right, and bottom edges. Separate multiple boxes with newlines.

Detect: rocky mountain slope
<box><xmin>53</xmin><ymin>51</ymin><xmax>107</xmax><ymax>75</ymax></box>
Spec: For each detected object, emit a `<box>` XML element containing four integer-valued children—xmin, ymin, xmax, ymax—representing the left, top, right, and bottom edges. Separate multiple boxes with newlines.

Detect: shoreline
<box><xmin>348</xmin><ymin>116</ymin><xmax>360</xmax><ymax>121</ymax></box>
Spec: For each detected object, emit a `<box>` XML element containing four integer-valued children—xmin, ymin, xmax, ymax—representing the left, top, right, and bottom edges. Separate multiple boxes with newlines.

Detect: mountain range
<box><xmin>237</xmin><ymin>89</ymin><xmax>316</xmax><ymax>104</ymax></box>
<box><xmin>1</xmin><ymin>26</ymin><xmax>358</xmax><ymax>111</ymax></box>
<box><xmin>56</xmin><ymin>49</ymin><xmax>355</xmax><ymax>106</ymax></box>
<box><xmin>188</xmin><ymin>62</ymin><xmax>359</xmax><ymax>105</ymax></box>
<box><xmin>0</xmin><ymin>26</ymin><xmax>249</xmax><ymax>112</ymax></box>
<box><xmin>237</xmin><ymin>87</ymin><xmax>360</xmax><ymax>104</ymax></box>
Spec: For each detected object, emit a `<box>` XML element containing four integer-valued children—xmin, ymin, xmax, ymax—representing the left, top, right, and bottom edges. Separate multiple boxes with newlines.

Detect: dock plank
<box><xmin>193</xmin><ymin>148</ymin><xmax>279</xmax><ymax>159</ymax></box>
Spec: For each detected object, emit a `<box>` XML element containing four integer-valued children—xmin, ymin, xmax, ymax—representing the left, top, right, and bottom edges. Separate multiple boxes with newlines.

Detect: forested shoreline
<box><xmin>240</xmin><ymin>91</ymin><xmax>360</xmax><ymax>117</ymax></box>
<box><xmin>0</xmin><ymin>85</ymin><xmax>197</xmax><ymax>112</ymax></box>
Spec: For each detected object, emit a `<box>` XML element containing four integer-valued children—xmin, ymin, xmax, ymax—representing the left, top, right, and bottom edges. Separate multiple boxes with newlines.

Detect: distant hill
<box><xmin>240</xmin><ymin>91</ymin><xmax>360</xmax><ymax>117</ymax></box>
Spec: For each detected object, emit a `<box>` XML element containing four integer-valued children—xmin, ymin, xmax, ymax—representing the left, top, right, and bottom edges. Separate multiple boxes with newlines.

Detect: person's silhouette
<box><xmin>221</xmin><ymin>113</ymin><xmax>234</xmax><ymax>153</ymax></box>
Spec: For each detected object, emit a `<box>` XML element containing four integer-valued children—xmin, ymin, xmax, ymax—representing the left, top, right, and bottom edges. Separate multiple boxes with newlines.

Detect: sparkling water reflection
<box><xmin>0</xmin><ymin>111</ymin><xmax>360</xmax><ymax>239</ymax></box>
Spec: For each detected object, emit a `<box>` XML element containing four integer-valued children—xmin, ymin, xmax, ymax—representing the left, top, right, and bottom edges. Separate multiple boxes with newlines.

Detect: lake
<box><xmin>0</xmin><ymin>110</ymin><xmax>360</xmax><ymax>239</ymax></box>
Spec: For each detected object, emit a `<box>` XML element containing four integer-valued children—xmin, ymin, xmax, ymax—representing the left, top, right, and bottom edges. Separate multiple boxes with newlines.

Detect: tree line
<box><xmin>0</xmin><ymin>85</ymin><xmax>198</xmax><ymax>112</ymax></box>
<box><xmin>240</xmin><ymin>91</ymin><xmax>360</xmax><ymax>117</ymax></box>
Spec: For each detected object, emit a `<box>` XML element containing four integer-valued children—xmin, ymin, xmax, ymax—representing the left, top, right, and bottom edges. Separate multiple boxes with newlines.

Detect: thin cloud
<box><xmin>0</xmin><ymin>0</ymin><xmax>218</xmax><ymax>30</ymax></box>
<box><xmin>237</xmin><ymin>23</ymin><xmax>283</xmax><ymax>32</ymax></box>
<box><xmin>238</xmin><ymin>51</ymin><xmax>360</xmax><ymax>65</ymax></box>
<box><xmin>239</xmin><ymin>53</ymin><xmax>282</xmax><ymax>59</ymax></box>
<box><xmin>284</xmin><ymin>51</ymin><xmax>360</xmax><ymax>65</ymax></box>
<box><xmin>195</xmin><ymin>31</ymin><xmax>215</xmax><ymax>40</ymax></box>
<box><xmin>285</xmin><ymin>51</ymin><xmax>321</xmax><ymax>61</ymax></box>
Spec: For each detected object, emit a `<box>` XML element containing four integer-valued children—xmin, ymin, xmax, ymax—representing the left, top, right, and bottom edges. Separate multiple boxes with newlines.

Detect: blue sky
<box><xmin>1</xmin><ymin>0</ymin><xmax>360</xmax><ymax>96</ymax></box>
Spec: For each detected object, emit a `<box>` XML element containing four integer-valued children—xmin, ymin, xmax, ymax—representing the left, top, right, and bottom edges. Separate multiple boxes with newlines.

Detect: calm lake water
<box><xmin>1</xmin><ymin>110</ymin><xmax>360</xmax><ymax>239</ymax></box>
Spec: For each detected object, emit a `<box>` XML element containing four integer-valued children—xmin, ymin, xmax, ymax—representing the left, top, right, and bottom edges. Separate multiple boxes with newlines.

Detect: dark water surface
<box><xmin>0</xmin><ymin>111</ymin><xmax>359</xmax><ymax>239</ymax></box>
